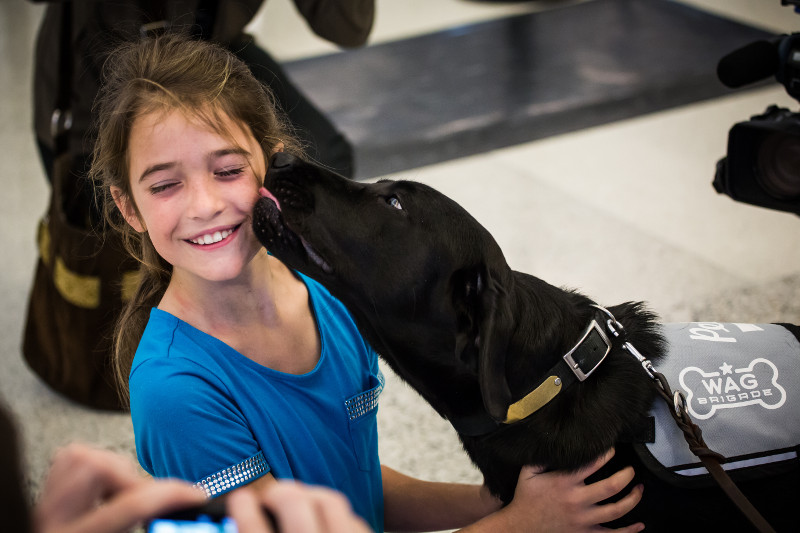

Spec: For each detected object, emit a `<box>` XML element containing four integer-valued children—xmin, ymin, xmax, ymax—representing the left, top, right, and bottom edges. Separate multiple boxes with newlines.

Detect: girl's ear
<box><xmin>270</xmin><ymin>142</ymin><xmax>285</xmax><ymax>156</ymax></box>
<box><xmin>110</xmin><ymin>187</ymin><xmax>145</xmax><ymax>233</ymax></box>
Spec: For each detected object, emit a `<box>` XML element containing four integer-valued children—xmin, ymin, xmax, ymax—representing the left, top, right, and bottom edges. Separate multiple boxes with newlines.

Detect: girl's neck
<box><xmin>159</xmin><ymin>248</ymin><xmax>287</xmax><ymax>330</ymax></box>
<box><xmin>159</xmin><ymin>250</ymin><xmax>320</xmax><ymax>373</ymax></box>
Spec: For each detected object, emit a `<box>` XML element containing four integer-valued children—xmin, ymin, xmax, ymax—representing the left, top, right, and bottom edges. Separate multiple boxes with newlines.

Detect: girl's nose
<box><xmin>186</xmin><ymin>178</ymin><xmax>225</xmax><ymax>220</ymax></box>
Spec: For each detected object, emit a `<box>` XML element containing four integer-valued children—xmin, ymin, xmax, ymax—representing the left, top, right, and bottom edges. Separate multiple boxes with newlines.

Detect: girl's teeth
<box><xmin>192</xmin><ymin>229</ymin><xmax>233</xmax><ymax>245</ymax></box>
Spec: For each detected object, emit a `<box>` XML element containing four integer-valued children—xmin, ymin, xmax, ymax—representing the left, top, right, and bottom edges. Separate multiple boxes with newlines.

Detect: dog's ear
<box><xmin>452</xmin><ymin>265</ymin><xmax>513</xmax><ymax>421</ymax></box>
<box><xmin>452</xmin><ymin>266</ymin><xmax>482</xmax><ymax>374</ymax></box>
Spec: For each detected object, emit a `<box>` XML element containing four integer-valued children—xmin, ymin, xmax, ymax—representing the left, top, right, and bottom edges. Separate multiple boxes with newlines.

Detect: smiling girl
<box><xmin>90</xmin><ymin>34</ymin><xmax>644</xmax><ymax>533</ymax></box>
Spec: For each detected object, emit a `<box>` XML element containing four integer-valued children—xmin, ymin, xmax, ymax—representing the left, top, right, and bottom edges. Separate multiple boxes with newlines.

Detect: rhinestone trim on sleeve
<box><xmin>194</xmin><ymin>451</ymin><xmax>269</xmax><ymax>497</ymax></box>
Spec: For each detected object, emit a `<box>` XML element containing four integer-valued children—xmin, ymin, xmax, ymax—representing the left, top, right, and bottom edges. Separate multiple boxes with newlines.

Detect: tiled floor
<box><xmin>1</xmin><ymin>1</ymin><xmax>799</xmax><ymax>529</ymax></box>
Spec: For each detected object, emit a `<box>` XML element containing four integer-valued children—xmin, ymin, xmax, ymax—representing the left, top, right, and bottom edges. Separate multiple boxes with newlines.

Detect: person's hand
<box><xmin>500</xmin><ymin>448</ymin><xmax>645</xmax><ymax>532</ymax></box>
<box><xmin>228</xmin><ymin>481</ymin><xmax>373</xmax><ymax>533</ymax></box>
<box><xmin>34</xmin><ymin>443</ymin><xmax>206</xmax><ymax>533</ymax></box>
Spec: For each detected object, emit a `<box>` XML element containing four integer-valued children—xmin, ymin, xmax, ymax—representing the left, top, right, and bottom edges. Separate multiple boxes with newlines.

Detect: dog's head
<box><xmin>253</xmin><ymin>153</ymin><xmax>517</xmax><ymax>419</ymax></box>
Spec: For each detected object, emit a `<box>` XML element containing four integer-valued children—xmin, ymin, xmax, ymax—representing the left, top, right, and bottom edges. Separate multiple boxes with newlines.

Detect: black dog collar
<box><xmin>504</xmin><ymin>309</ymin><xmax>612</xmax><ymax>423</ymax></box>
<box><xmin>449</xmin><ymin>307</ymin><xmax>614</xmax><ymax>436</ymax></box>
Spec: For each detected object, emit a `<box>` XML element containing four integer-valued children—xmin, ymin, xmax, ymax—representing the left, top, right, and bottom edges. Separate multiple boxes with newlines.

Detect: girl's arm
<box><xmin>33</xmin><ymin>444</ymin><xmax>207</xmax><ymax>533</ymax></box>
<box><xmin>382</xmin><ymin>448</ymin><xmax>645</xmax><ymax>533</ymax></box>
<box><xmin>382</xmin><ymin>465</ymin><xmax>501</xmax><ymax>532</ymax></box>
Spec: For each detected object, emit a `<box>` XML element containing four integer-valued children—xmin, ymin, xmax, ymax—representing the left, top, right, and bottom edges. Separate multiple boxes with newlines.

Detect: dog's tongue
<box><xmin>259</xmin><ymin>187</ymin><xmax>281</xmax><ymax>211</ymax></box>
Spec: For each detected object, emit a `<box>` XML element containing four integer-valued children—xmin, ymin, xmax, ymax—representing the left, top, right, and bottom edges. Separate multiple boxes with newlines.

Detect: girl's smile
<box><xmin>186</xmin><ymin>223</ymin><xmax>241</xmax><ymax>247</ymax></box>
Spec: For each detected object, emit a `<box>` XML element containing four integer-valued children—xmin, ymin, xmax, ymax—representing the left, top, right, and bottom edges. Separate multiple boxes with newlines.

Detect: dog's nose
<box><xmin>270</xmin><ymin>152</ymin><xmax>295</xmax><ymax>169</ymax></box>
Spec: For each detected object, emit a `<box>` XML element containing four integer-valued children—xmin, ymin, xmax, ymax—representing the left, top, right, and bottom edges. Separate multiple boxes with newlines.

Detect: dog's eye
<box><xmin>387</xmin><ymin>196</ymin><xmax>403</xmax><ymax>210</ymax></box>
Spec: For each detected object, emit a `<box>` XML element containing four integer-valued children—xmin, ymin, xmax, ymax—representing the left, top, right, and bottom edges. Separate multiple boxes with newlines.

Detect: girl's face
<box><xmin>114</xmin><ymin>108</ymin><xmax>268</xmax><ymax>285</ymax></box>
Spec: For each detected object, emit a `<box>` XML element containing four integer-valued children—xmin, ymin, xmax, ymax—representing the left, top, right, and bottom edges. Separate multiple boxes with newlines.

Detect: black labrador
<box><xmin>253</xmin><ymin>154</ymin><xmax>799</xmax><ymax>531</ymax></box>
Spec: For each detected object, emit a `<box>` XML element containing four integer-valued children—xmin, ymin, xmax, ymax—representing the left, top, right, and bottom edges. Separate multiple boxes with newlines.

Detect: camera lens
<box><xmin>756</xmin><ymin>132</ymin><xmax>800</xmax><ymax>199</ymax></box>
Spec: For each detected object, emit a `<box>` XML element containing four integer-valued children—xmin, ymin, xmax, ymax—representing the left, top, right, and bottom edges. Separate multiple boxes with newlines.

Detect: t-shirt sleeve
<box><xmin>129</xmin><ymin>357</ymin><xmax>270</xmax><ymax>496</ymax></box>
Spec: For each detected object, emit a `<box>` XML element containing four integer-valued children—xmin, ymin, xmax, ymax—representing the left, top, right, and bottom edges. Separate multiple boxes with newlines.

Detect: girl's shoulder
<box><xmin>131</xmin><ymin>308</ymin><xmax>227</xmax><ymax>375</ymax></box>
<box><xmin>139</xmin><ymin>307</ymin><xmax>198</xmax><ymax>352</ymax></box>
<box><xmin>296</xmin><ymin>272</ymin><xmax>379</xmax><ymax>370</ymax></box>
<box><xmin>297</xmin><ymin>272</ymin><xmax>350</xmax><ymax>324</ymax></box>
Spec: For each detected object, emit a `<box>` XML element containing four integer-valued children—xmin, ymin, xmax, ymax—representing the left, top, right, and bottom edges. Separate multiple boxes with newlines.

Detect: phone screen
<box><xmin>146</xmin><ymin>515</ymin><xmax>237</xmax><ymax>533</ymax></box>
<box><xmin>146</xmin><ymin>500</ymin><xmax>237</xmax><ymax>533</ymax></box>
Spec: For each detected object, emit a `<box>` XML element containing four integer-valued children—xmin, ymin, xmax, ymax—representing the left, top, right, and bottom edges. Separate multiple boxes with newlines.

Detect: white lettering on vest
<box><xmin>689</xmin><ymin>322</ymin><xmax>736</xmax><ymax>343</ymax></box>
<box><xmin>679</xmin><ymin>358</ymin><xmax>786</xmax><ymax>419</ymax></box>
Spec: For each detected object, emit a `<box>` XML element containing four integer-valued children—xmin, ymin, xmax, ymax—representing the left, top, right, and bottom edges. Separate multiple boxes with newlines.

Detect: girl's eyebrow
<box><xmin>139</xmin><ymin>162</ymin><xmax>175</xmax><ymax>183</ymax></box>
<box><xmin>138</xmin><ymin>148</ymin><xmax>251</xmax><ymax>183</ymax></box>
<box><xmin>212</xmin><ymin>147</ymin><xmax>251</xmax><ymax>162</ymax></box>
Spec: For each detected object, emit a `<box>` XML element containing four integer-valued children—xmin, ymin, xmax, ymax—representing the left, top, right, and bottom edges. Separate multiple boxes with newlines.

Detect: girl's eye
<box><xmin>149</xmin><ymin>182</ymin><xmax>177</xmax><ymax>195</ymax></box>
<box><xmin>387</xmin><ymin>196</ymin><xmax>403</xmax><ymax>210</ymax></box>
<box><xmin>216</xmin><ymin>167</ymin><xmax>245</xmax><ymax>178</ymax></box>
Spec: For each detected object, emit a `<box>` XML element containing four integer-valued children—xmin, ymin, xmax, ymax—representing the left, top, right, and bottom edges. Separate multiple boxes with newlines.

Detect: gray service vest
<box><xmin>636</xmin><ymin>322</ymin><xmax>800</xmax><ymax>486</ymax></box>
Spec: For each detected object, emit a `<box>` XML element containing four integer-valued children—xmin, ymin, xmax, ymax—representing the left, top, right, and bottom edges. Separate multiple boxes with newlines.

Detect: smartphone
<box><xmin>146</xmin><ymin>499</ymin><xmax>237</xmax><ymax>533</ymax></box>
<box><xmin>146</xmin><ymin>498</ymin><xmax>278</xmax><ymax>533</ymax></box>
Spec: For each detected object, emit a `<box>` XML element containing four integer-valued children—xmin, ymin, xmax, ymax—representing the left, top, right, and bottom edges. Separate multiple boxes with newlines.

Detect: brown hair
<box><xmin>90</xmin><ymin>33</ymin><xmax>301</xmax><ymax>403</ymax></box>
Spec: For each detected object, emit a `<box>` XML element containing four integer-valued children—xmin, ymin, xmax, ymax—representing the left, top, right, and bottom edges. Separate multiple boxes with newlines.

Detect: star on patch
<box><xmin>719</xmin><ymin>362</ymin><xmax>733</xmax><ymax>375</ymax></box>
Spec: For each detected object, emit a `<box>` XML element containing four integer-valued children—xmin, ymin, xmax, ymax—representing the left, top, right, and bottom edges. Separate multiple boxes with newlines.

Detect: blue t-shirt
<box><xmin>129</xmin><ymin>273</ymin><xmax>384</xmax><ymax>532</ymax></box>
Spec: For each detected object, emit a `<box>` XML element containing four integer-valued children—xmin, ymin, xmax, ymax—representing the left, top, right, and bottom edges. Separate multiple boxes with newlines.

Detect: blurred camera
<box><xmin>713</xmin><ymin>2</ymin><xmax>800</xmax><ymax>216</ymax></box>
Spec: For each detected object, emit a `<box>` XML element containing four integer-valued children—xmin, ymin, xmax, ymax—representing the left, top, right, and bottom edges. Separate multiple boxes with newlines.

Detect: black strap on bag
<box><xmin>22</xmin><ymin>1</ymin><xmax>141</xmax><ymax>411</ymax></box>
<box><xmin>138</xmin><ymin>0</ymin><xmax>168</xmax><ymax>37</ymax></box>
<box><xmin>52</xmin><ymin>1</ymin><xmax>71</xmax><ymax>156</ymax></box>
<box><xmin>138</xmin><ymin>0</ymin><xmax>219</xmax><ymax>39</ymax></box>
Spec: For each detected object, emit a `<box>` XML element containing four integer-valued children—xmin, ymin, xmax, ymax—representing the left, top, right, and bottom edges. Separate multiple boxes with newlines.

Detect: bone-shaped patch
<box><xmin>678</xmin><ymin>358</ymin><xmax>786</xmax><ymax>420</ymax></box>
